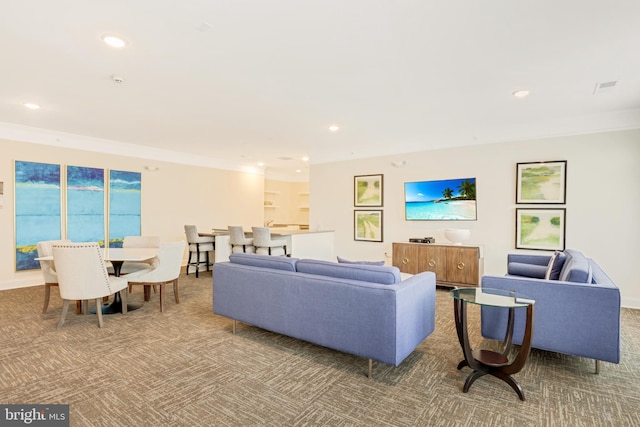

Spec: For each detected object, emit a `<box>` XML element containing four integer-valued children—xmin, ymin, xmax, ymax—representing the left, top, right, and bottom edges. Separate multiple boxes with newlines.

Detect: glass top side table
<box><xmin>450</xmin><ymin>287</ymin><xmax>535</xmax><ymax>401</ymax></box>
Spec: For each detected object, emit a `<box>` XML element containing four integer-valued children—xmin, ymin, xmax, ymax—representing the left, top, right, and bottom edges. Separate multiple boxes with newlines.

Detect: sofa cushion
<box><xmin>228</xmin><ymin>253</ymin><xmax>298</xmax><ymax>271</ymax></box>
<box><xmin>558</xmin><ymin>249</ymin><xmax>591</xmax><ymax>283</ymax></box>
<box><xmin>544</xmin><ymin>251</ymin><xmax>566</xmax><ymax>280</ymax></box>
<box><xmin>296</xmin><ymin>259</ymin><xmax>401</xmax><ymax>285</ymax></box>
<box><xmin>336</xmin><ymin>256</ymin><xmax>385</xmax><ymax>266</ymax></box>
<box><xmin>508</xmin><ymin>262</ymin><xmax>547</xmax><ymax>279</ymax></box>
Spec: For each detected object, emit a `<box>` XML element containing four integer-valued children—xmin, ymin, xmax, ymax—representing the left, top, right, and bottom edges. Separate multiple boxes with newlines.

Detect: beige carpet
<box><xmin>1</xmin><ymin>269</ymin><xmax>639</xmax><ymax>426</ymax></box>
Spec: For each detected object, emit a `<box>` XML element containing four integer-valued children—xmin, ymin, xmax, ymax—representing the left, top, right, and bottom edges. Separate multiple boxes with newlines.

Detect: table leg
<box><xmin>454</xmin><ymin>299</ymin><xmax>534</xmax><ymax>401</ymax></box>
<box><xmin>93</xmin><ymin>260</ymin><xmax>142</xmax><ymax>314</ymax></box>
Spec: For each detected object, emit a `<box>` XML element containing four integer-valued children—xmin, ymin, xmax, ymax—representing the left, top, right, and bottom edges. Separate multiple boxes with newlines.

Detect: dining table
<box><xmin>37</xmin><ymin>246</ymin><xmax>158</xmax><ymax>315</ymax></box>
<box><xmin>101</xmin><ymin>247</ymin><xmax>158</xmax><ymax>314</ymax></box>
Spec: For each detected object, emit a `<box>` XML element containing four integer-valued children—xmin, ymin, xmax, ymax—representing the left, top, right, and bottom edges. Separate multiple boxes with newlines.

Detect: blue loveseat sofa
<box><xmin>213</xmin><ymin>253</ymin><xmax>436</xmax><ymax>377</ymax></box>
<box><xmin>480</xmin><ymin>249</ymin><xmax>621</xmax><ymax>373</ymax></box>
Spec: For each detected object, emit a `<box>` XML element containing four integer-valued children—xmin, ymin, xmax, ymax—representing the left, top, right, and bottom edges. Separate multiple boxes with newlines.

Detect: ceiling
<box><xmin>2</xmin><ymin>1</ymin><xmax>640</xmax><ymax>180</ymax></box>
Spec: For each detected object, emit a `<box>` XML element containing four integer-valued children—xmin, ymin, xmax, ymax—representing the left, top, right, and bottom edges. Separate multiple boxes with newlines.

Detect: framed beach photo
<box><xmin>516</xmin><ymin>161</ymin><xmax>567</xmax><ymax>204</ymax></box>
<box><xmin>354</xmin><ymin>210</ymin><xmax>383</xmax><ymax>242</ymax></box>
<box><xmin>354</xmin><ymin>174</ymin><xmax>383</xmax><ymax>207</ymax></box>
<box><xmin>516</xmin><ymin>208</ymin><xmax>566</xmax><ymax>251</ymax></box>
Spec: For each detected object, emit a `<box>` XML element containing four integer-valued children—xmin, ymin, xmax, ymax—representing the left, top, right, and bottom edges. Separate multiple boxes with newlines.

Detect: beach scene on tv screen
<box><xmin>405</xmin><ymin>177</ymin><xmax>477</xmax><ymax>220</ymax></box>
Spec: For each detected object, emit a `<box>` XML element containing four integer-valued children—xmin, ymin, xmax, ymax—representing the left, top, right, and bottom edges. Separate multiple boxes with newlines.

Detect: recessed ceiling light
<box><xmin>512</xmin><ymin>89</ymin><xmax>530</xmax><ymax>98</ymax></box>
<box><xmin>295</xmin><ymin>169</ymin><xmax>302</xmax><ymax>173</ymax></box>
<box><xmin>24</xmin><ymin>103</ymin><xmax>40</xmax><ymax>110</ymax></box>
<box><xmin>102</xmin><ymin>35</ymin><xmax>126</xmax><ymax>48</ymax></box>
<box><xmin>329</xmin><ymin>125</ymin><xmax>339</xmax><ymax>132</ymax></box>
<box><xmin>301</xmin><ymin>156</ymin><xmax>309</xmax><ymax>162</ymax></box>
<box><xmin>257</xmin><ymin>162</ymin><xmax>264</xmax><ymax>167</ymax></box>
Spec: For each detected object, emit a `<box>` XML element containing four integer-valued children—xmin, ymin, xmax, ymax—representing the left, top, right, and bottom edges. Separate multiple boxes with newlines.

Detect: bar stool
<box><xmin>252</xmin><ymin>227</ymin><xmax>287</xmax><ymax>256</ymax></box>
<box><xmin>184</xmin><ymin>225</ymin><xmax>214</xmax><ymax>277</ymax></box>
<box><xmin>228</xmin><ymin>226</ymin><xmax>255</xmax><ymax>253</ymax></box>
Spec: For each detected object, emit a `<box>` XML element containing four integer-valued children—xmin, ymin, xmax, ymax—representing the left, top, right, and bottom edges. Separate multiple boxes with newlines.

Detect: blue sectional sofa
<box><xmin>213</xmin><ymin>253</ymin><xmax>436</xmax><ymax>377</ymax></box>
<box><xmin>481</xmin><ymin>249</ymin><xmax>621</xmax><ymax>373</ymax></box>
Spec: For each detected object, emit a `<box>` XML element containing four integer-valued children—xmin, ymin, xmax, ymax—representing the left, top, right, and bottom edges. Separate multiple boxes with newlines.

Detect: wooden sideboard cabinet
<box><xmin>392</xmin><ymin>242</ymin><xmax>483</xmax><ymax>287</ymax></box>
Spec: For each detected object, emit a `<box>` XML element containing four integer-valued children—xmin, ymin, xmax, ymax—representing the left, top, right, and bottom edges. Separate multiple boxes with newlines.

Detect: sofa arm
<box><xmin>480</xmin><ymin>275</ymin><xmax>621</xmax><ymax>364</ymax></box>
<box><xmin>392</xmin><ymin>271</ymin><xmax>437</xmax><ymax>365</ymax></box>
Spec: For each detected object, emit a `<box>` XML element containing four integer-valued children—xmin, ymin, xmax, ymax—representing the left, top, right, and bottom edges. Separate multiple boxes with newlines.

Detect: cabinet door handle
<box><xmin>457</xmin><ymin>262</ymin><xmax>465</xmax><ymax>270</ymax></box>
<box><xmin>402</xmin><ymin>257</ymin><xmax>410</xmax><ymax>265</ymax></box>
<box><xmin>428</xmin><ymin>259</ymin><xmax>436</xmax><ymax>267</ymax></box>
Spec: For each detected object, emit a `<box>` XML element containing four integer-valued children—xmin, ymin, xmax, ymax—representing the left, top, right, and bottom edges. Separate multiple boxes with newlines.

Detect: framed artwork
<box><xmin>516</xmin><ymin>161</ymin><xmax>567</xmax><ymax>204</ymax></box>
<box><xmin>14</xmin><ymin>160</ymin><xmax>62</xmax><ymax>271</ymax></box>
<box><xmin>354</xmin><ymin>210</ymin><xmax>383</xmax><ymax>242</ymax></box>
<box><xmin>108</xmin><ymin>170</ymin><xmax>141</xmax><ymax>248</ymax></box>
<box><xmin>354</xmin><ymin>174</ymin><xmax>383</xmax><ymax>207</ymax></box>
<box><xmin>516</xmin><ymin>208</ymin><xmax>566</xmax><ymax>251</ymax></box>
<box><xmin>67</xmin><ymin>166</ymin><xmax>105</xmax><ymax>246</ymax></box>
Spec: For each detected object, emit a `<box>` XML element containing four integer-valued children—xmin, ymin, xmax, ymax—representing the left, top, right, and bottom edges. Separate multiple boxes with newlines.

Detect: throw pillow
<box><xmin>544</xmin><ymin>252</ymin><xmax>558</xmax><ymax>279</ymax></box>
<box><xmin>337</xmin><ymin>256</ymin><xmax>385</xmax><ymax>266</ymax></box>
<box><xmin>544</xmin><ymin>251</ymin><xmax>566</xmax><ymax>280</ymax></box>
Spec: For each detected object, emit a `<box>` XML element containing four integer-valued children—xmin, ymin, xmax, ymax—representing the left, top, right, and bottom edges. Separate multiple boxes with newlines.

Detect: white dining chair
<box><xmin>37</xmin><ymin>239</ymin><xmax>78</xmax><ymax>314</ymax></box>
<box><xmin>52</xmin><ymin>242</ymin><xmax>129</xmax><ymax>328</ymax></box>
<box><xmin>184</xmin><ymin>225</ymin><xmax>214</xmax><ymax>277</ymax></box>
<box><xmin>118</xmin><ymin>235</ymin><xmax>160</xmax><ymax>275</ymax></box>
<box><xmin>252</xmin><ymin>227</ymin><xmax>287</xmax><ymax>256</ymax></box>
<box><xmin>127</xmin><ymin>241</ymin><xmax>186</xmax><ymax>312</ymax></box>
<box><xmin>228</xmin><ymin>226</ymin><xmax>255</xmax><ymax>253</ymax></box>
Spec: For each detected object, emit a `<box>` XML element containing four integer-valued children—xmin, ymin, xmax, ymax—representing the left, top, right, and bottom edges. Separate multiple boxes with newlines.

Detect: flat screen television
<box><xmin>404</xmin><ymin>177</ymin><xmax>477</xmax><ymax>221</ymax></box>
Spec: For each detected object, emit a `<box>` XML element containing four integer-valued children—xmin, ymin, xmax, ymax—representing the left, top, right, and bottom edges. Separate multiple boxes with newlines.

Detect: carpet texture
<box><xmin>1</xmin><ymin>269</ymin><xmax>639</xmax><ymax>426</ymax></box>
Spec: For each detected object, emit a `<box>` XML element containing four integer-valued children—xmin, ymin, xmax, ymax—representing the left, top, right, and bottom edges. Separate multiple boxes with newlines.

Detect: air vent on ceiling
<box><xmin>593</xmin><ymin>80</ymin><xmax>618</xmax><ymax>95</ymax></box>
<box><xmin>277</xmin><ymin>156</ymin><xmax>293</xmax><ymax>161</ymax></box>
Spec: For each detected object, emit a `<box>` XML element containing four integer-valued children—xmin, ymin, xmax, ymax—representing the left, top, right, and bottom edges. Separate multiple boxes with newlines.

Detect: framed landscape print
<box><xmin>354</xmin><ymin>210</ymin><xmax>383</xmax><ymax>242</ymax></box>
<box><xmin>354</xmin><ymin>174</ymin><xmax>383</xmax><ymax>207</ymax></box>
<box><xmin>516</xmin><ymin>161</ymin><xmax>566</xmax><ymax>204</ymax></box>
<box><xmin>516</xmin><ymin>208</ymin><xmax>566</xmax><ymax>251</ymax></box>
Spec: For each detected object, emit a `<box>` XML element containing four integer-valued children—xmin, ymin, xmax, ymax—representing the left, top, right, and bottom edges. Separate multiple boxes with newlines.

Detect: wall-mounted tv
<box><xmin>404</xmin><ymin>177</ymin><xmax>477</xmax><ymax>221</ymax></box>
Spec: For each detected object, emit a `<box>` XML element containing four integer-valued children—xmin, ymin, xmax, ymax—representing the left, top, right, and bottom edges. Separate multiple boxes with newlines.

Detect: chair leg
<box><xmin>195</xmin><ymin>244</ymin><xmax>201</xmax><ymax>278</ymax></box>
<box><xmin>76</xmin><ymin>301</ymin><xmax>83</xmax><ymax>315</ymax></box>
<box><xmin>96</xmin><ymin>298</ymin><xmax>104</xmax><ymax>328</ymax></box>
<box><xmin>173</xmin><ymin>279</ymin><xmax>179</xmax><ymax>304</ymax></box>
<box><xmin>57</xmin><ymin>300</ymin><xmax>70</xmax><ymax>328</ymax></box>
<box><xmin>80</xmin><ymin>300</ymin><xmax>88</xmax><ymax>315</ymax></box>
<box><xmin>120</xmin><ymin>290</ymin><xmax>128</xmax><ymax>315</ymax></box>
<box><xmin>186</xmin><ymin>250</ymin><xmax>192</xmax><ymax>275</ymax></box>
<box><xmin>206</xmin><ymin>250</ymin><xmax>211</xmax><ymax>272</ymax></box>
<box><xmin>42</xmin><ymin>284</ymin><xmax>52</xmax><ymax>313</ymax></box>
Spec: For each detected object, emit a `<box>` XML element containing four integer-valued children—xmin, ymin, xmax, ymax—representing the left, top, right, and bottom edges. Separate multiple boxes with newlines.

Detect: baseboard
<box><xmin>622</xmin><ymin>296</ymin><xmax>640</xmax><ymax>310</ymax></box>
<box><xmin>0</xmin><ymin>274</ymin><xmax>42</xmax><ymax>291</ymax></box>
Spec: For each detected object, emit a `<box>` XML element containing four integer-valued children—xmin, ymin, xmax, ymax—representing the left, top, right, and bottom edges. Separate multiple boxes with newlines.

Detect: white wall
<box><xmin>310</xmin><ymin>129</ymin><xmax>640</xmax><ymax>308</ymax></box>
<box><xmin>264</xmin><ymin>179</ymin><xmax>310</xmax><ymax>226</ymax></box>
<box><xmin>1</xmin><ymin>138</ymin><xmax>264</xmax><ymax>290</ymax></box>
